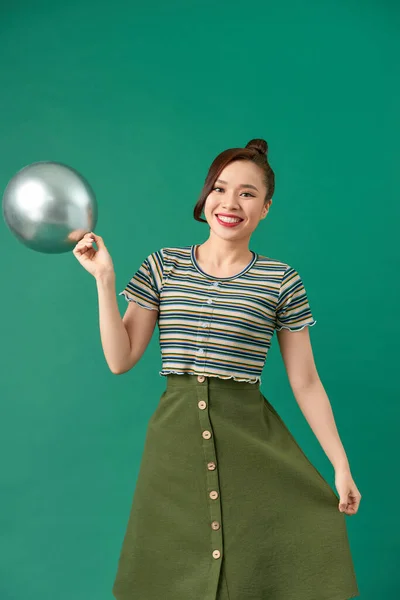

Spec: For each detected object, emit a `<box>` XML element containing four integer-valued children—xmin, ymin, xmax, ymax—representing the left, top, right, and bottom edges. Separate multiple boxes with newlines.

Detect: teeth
<box><xmin>218</xmin><ymin>215</ymin><xmax>242</xmax><ymax>223</ymax></box>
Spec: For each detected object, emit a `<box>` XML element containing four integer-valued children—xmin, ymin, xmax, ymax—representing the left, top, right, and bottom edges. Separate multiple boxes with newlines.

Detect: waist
<box><xmin>165</xmin><ymin>372</ymin><xmax>260</xmax><ymax>391</ymax></box>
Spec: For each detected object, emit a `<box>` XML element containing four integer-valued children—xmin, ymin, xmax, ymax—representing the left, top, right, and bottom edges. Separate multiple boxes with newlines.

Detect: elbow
<box><xmin>109</xmin><ymin>359</ymin><xmax>136</xmax><ymax>375</ymax></box>
<box><xmin>110</xmin><ymin>367</ymin><xmax>123</xmax><ymax>375</ymax></box>
<box><xmin>109</xmin><ymin>365</ymin><xmax>127</xmax><ymax>375</ymax></box>
<box><xmin>290</xmin><ymin>373</ymin><xmax>321</xmax><ymax>394</ymax></box>
<box><xmin>106</xmin><ymin>360</ymin><xmax>126</xmax><ymax>375</ymax></box>
<box><xmin>107</xmin><ymin>348</ymin><xmax>138</xmax><ymax>375</ymax></box>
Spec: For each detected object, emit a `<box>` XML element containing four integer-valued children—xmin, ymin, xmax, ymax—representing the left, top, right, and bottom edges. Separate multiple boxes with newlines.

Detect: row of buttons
<box><xmin>197</xmin><ymin>374</ymin><xmax>222</xmax><ymax>560</ymax></box>
<box><xmin>200</xmin><ymin>293</ymin><xmax>215</xmax><ymax>350</ymax></box>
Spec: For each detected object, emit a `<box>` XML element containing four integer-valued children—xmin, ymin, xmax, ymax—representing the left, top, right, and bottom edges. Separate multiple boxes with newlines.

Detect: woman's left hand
<box><xmin>334</xmin><ymin>468</ymin><xmax>362</xmax><ymax>515</ymax></box>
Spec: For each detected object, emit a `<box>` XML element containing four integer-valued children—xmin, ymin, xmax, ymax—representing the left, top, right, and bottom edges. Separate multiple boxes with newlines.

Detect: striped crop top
<box><xmin>119</xmin><ymin>245</ymin><xmax>317</xmax><ymax>384</ymax></box>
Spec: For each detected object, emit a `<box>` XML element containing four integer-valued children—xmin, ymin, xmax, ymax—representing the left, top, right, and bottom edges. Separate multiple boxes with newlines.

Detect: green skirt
<box><xmin>112</xmin><ymin>374</ymin><xmax>360</xmax><ymax>600</ymax></box>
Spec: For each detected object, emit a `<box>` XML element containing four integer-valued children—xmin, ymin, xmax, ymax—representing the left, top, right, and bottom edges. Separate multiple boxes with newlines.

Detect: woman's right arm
<box><xmin>73</xmin><ymin>232</ymin><xmax>158</xmax><ymax>374</ymax></box>
<box><xmin>96</xmin><ymin>272</ymin><xmax>158</xmax><ymax>374</ymax></box>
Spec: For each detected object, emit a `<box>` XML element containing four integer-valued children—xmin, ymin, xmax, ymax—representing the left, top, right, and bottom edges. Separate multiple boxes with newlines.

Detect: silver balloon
<box><xmin>2</xmin><ymin>161</ymin><xmax>98</xmax><ymax>254</ymax></box>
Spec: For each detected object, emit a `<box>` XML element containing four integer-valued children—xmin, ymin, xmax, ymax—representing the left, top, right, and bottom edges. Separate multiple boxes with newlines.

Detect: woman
<box><xmin>73</xmin><ymin>138</ymin><xmax>361</xmax><ymax>600</ymax></box>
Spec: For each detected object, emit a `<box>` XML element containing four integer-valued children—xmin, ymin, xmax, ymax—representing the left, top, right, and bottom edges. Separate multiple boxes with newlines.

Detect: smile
<box><xmin>215</xmin><ymin>214</ymin><xmax>244</xmax><ymax>227</ymax></box>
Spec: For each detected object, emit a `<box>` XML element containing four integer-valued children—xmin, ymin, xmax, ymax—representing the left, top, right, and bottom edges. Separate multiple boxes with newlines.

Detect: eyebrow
<box><xmin>215</xmin><ymin>178</ymin><xmax>259</xmax><ymax>192</ymax></box>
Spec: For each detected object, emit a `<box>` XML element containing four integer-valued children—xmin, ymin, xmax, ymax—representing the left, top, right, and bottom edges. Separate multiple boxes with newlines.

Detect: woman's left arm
<box><xmin>276</xmin><ymin>327</ymin><xmax>362</xmax><ymax>515</ymax></box>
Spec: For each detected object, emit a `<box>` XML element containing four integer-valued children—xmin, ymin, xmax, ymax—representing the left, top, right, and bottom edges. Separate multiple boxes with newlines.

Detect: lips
<box><xmin>215</xmin><ymin>214</ymin><xmax>244</xmax><ymax>222</ymax></box>
<box><xmin>215</xmin><ymin>214</ymin><xmax>244</xmax><ymax>227</ymax></box>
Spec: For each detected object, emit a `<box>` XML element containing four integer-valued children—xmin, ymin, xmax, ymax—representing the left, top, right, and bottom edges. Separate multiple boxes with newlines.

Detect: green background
<box><xmin>1</xmin><ymin>0</ymin><xmax>398</xmax><ymax>598</ymax></box>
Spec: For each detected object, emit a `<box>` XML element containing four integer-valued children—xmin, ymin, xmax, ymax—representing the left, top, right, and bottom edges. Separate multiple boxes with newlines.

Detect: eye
<box><xmin>212</xmin><ymin>187</ymin><xmax>254</xmax><ymax>197</ymax></box>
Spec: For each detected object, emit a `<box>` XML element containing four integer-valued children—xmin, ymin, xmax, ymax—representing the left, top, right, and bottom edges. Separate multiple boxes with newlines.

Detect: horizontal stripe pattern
<box><xmin>119</xmin><ymin>245</ymin><xmax>316</xmax><ymax>383</ymax></box>
<box><xmin>120</xmin><ymin>250</ymin><xmax>164</xmax><ymax>310</ymax></box>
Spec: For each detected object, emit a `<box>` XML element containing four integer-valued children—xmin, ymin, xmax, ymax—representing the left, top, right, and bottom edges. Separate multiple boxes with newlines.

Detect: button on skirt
<box><xmin>112</xmin><ymin>374</ymin><xmax>360</xmax><ymax>600</ymax></box>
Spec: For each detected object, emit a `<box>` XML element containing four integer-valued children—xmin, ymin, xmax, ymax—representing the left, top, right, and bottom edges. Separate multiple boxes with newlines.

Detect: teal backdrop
<box><xmin>1</xmin><ymin>0</ymin><xmax>398</xmax><ymax>598</ymax></box>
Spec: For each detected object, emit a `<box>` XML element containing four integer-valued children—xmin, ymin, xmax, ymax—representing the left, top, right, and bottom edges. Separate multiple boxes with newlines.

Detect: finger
<box><xmin>75</xmin><ymin>247</ymin><xmax>88</xmax><ymax>256</ymax></box>
<box><xmin>73</xmin><ymin>235</ymin><xmax>96</xmax><ymax>256</ymax></box>
<box><xmin>77</xmin><ymin>239</ymin><xmax>94</xmax><ymax>249</ymax></box>
<box><xmin>340</xmin><ymin>497</ymin><xmax>360</xmax><ymax>514</ymax></box>
<box><xmin>347</xmin><ymin>505</ymin><xmax>359</xmax><ymax>514</ymax></box>
<box><xmin>75</xmin><ymin>242</ymin><xmax>91</xmax><ymax>255</ymax></box>
<box><xmin>80</xmin><ymin>235</ymin><xmax>94</xmax><ymax>245</ymax></box>
<box><xmin>76</xmin><ymin>232</ymin><xmax>94</xmax><ymax>244</ymax></box>
<box><xmin>90</xmin><ymin>233</ymin><xmax>104</xmax><ymax>248</ymax></box>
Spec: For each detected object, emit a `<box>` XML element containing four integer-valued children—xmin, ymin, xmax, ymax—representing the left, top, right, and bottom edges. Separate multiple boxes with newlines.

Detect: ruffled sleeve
<box><xmin>119</xmin><ymin>249</ymin><xmax>164</xmax><ymax>311</ymax></box>
<box><xmin>275</xmin><ymin>265</ymin><xmax>317</xmax><ymax>331</ymax></box>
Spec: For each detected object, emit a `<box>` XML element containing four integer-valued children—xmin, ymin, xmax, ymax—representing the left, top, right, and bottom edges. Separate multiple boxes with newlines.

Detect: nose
<box><xmin>221</xmin><ymin>193</ymin><xmax>241</xmax><ymax>210</ymax></box>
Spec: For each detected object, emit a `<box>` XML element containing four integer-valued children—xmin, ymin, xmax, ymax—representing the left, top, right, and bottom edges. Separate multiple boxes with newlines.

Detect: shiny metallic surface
<box><xmin>2</xmin><ymin>161</ymin><xmax>98</xmax><ymax>253</ymax></box>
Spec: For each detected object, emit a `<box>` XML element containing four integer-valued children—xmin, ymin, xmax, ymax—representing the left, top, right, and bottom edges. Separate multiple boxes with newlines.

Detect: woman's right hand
<box><xmin>72</xmin><ymin>232</ymin><xmax>115</xmax><ymax>279</ymax></box>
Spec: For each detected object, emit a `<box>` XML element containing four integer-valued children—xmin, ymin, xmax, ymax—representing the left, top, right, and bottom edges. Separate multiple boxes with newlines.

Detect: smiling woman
<box><xmin>109</xmin><ymin>138</ymin><xmax>360</xmax><ymax>600</ymax></box>
<box><xmin>193</xmin><ymin>138</ymin><xmax>274</xmax><ymax>224</ymax></box>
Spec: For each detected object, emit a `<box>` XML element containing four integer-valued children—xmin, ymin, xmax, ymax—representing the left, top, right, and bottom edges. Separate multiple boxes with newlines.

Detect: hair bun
<box><xmin>245</xmin><ymin>138</ymin><xmax>268</xmax><ymax>157</ymax></box>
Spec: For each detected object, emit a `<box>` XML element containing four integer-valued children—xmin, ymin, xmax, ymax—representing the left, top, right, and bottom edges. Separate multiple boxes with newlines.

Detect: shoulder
<box><xmin>256</xmin><ymin>253</ymin><xmax>289</xmax><ymax>269</ymax></box>
<box><xmin>254</xmin><ymin>253</ymin><xmax>291</xmax><ymax>278</ymax></box>
<box><xmin>145</xmin><ymin>245</ymin><xmax>192</xmax><ymax>276</ymax></box>
<box><xmin>254</xmin><ymin>254</ymin><xmax>308</xmax><ymax>296</ymax></box>
<box><xmin>148</xmin><ymin>245</ymin><xmax>192</xmax><ymax>264</ymax></box>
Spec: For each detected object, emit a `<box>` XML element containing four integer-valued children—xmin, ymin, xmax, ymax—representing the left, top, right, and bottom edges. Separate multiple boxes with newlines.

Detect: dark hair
<box><xmin>193</xmin><ymin>138</ymin><xmax>275</xmax><ymax>223</ymax></box>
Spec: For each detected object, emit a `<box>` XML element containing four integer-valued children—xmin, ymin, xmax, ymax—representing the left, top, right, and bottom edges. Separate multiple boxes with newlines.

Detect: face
<box><xmin>203</xmin><ymin>160</ymin><xmax>272</xmax><ymax>241</ymax></box>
